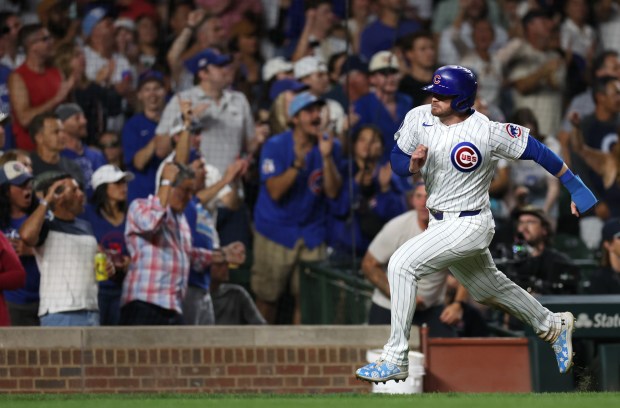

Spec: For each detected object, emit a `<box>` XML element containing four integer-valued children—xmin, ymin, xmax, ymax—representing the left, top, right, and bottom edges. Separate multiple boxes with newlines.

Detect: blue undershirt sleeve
<box><xmin>519</xmin><ymin>136</ymin><xmax>564</xmax><ymax>175</ymax></box>
<box><xmin>390</xmin><ymin>145</ymin><xmax>413</xmax><ymax>177</ymax></box>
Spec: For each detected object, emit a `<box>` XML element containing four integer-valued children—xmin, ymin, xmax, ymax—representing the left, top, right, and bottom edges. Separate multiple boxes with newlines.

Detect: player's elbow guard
<box><xmin>390</xmin><ymin>145</ymin><xmax>413</xmax><ymax>177</ymax></box>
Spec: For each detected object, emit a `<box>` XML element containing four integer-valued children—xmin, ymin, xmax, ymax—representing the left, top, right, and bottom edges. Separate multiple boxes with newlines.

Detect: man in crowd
<box><xmin>120</xmin><ymin>162</ymin><xmax>245</xmax><ymax>325</ymax></box>
<box><xmin>510</xmin><ymin>206</ymin><xmax>579</xmax><ymax>295</ymax></box>
<box><xmin>122</xmin><ymin>71</ymin><xmax>171</xmax><ymax>203</ymax></box>
<box><xmin>28</xmin><ymin>112</ymin><xmax>84</xmax><ymax>188</ymax></box>
<box><xmin>398</xmin><ymin>32</ymin><xmax>438</xmax><ymax>108</ymax></box>
<box><xmin>252</xmin><ymin>92</ymin><xmax>342</xmax><ymax>324</ymax></box>
<box><xmin>19</xmin><ymin>172</ymin><xmax>110</xmax><ymax>326</ymax></box>
<box><xmin>354</xmin><ymin>50</ymin><xmax>412</xmax><ymax>163</ymax></box>
<box><xmin>57</xmin><ymin>103</ymin><xmax>106</xmax><ymax>197</ymax></box>
<box><xmin>9</xmin><ymin>23</ymin><xmax>70</xmax><ymax>151</ymax></box>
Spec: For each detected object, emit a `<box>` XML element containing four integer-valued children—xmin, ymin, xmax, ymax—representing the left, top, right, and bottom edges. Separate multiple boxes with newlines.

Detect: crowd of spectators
<box><xmin>1</xmin><ymin>0</ymin><xmax>619</xmax><ymax>329</ymax></box>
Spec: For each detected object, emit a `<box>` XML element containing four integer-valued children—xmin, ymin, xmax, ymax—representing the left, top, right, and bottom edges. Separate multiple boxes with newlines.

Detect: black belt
<box><xmin>429</xmin><ymin>209</ymin><xmax>481</xmax><ymax>221</ymax></box>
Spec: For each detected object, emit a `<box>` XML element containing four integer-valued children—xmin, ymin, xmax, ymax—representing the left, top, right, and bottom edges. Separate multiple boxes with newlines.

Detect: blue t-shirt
<box><xmin>184</xmin><ymin>197</ymin><xmax>214</xmax><ymax>290</ymax></box>
<box><xmin>360</xmin><ymin>19</ymin><xmax>421</xmax><ymax>62</ymax></box>
<box><xmin>354</xmin><ymin>92</ymin><xmax>412</xmax><ymax>163</ymax></box>
<box><xmin>327</xmin><ymin>161</ymin><xmax>406</xmax><ymax>257</ymax></box>
<box><xmin>61</xmin><ymin>146</ymin><xmax>107</xmax><ymax>197</ymax></box>
<box><xmin>2</xmin><ymin>216</ymin><xmax>40</xmax><ymax>304</ymax></box>
<box><xmin>0</xmin><ymin>64</ymin><xmax>12</xmax><ymax>150</ymax></box>
<box><xmin>254</xmin><ymin>131</ymin><xmax>342</xmax><ymax>249</ymax></box>
<box><xmin>122</xmin><ymin>113</ymin><xmax>162</xmax><ymax>204</ymax></box>
<box><xmin>81</xmin><ymin>204</ymin><xmax>127</xmax><ymax>292</ymax></box>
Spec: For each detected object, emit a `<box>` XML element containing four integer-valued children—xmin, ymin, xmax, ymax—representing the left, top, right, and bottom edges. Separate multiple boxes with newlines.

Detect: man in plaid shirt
<box><xmin>120</xmin><ymin>162</ymin><xmax>245</xmax><ymax>325</ymax></box>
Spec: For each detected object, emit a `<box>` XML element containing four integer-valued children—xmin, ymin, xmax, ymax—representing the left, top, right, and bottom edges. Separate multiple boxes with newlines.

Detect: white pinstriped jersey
<box><xmin>395</xmin><ymin>105</ymin><xmax>530</xmax><ymax>212</ymax></box>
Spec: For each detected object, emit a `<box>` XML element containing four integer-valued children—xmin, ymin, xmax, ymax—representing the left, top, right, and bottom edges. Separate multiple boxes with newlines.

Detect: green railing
<box><xmin>299</xmin><ymin>260</ymin><xmax>374</xmax><ymax>325</ymax></box>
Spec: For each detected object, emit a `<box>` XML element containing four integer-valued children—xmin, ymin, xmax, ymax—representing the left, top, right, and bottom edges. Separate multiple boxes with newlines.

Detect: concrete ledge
<box><xmin>0</xmin><ymin>325</ymin><xmax>419</xmax><ymax>349</ymax></box>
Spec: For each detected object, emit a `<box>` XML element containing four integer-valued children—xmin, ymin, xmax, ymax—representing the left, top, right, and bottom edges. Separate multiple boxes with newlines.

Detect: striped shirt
<box><xmin>122</xmin><ymin>195</ymin><xmax>213</xmax><ymax>314</ymax></box>
<box><xmin>396</xmin><ymin>105</ymin><xmax>529</xmax><ymax>212</ymax></box>
<box><xmin>155</xmin><ymin>87</ymin><xmax>254</xmax><ymax>174</ymax></box>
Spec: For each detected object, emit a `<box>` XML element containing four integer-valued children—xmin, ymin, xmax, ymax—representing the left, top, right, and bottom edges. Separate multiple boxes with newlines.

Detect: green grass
<box><xmin>0</xmin><ymin>393</ymin><xmax>619</xmax><ymax>408</ymax></box>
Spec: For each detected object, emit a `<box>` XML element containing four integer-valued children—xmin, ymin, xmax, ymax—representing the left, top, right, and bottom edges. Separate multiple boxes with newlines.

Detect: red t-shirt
<box><xmin>11</xmin><ymin>63</ymin><xmax>62</xmax><ymax>151</ymax></box>
<box><xmin>0</xmin><ymin>233</ymin><xmax>26</xmax><ymax>326</ymax></box>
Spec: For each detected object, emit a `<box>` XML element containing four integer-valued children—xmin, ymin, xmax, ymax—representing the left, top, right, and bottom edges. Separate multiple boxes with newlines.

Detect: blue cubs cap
<box><xmin>269</xmin><ymin>79</ymin><xmax>307</xmax><ymax>102</ymax></box>
<box><xmin>288</xmin><ymin>91</ymin><xmax>326</xmax><ymax>117</ymax></box>
<box><xmin>0</xmin><ymin>161</ymin><xmax>33</xmax><ymax>186</ymax></box>
<box><xmin>184</xmin><ymin>49</ymin><xmax>232</xmax><ymax>75</ymax></box>
<box><xmin>138</xmin><ymin>70</ymin><xmax>164</xmax><ymax>89</ymax></box>
<box><xmin>82</xmin><ymin>7</ymin><xmax>110</xmax><ymax>37</ymax></box>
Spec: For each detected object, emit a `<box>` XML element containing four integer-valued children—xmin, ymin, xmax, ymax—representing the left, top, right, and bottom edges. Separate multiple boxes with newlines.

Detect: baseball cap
<box><xmin>262</xmin><ymin>57</ymin><xmax>293</xmax><ymax>82</ymax></box>
<box><xmin>184</xmin><ymin>48</ymin><xmax>232</xmax><ymax>76</ymax></box>
<box><xmin>341</xmin><ymin>55</ymin><xmax>368</xmax><ymax>76</ymax></box>
<box><xmin>138</xmin><ymin>70</ymin><xmax>164</xmax><ymax>89</ymax></box>
<box><xmin>369</xmin><ymin>51</ymin><xmax>400</xmax><ymax>73</ymax></box>
<box><xmin>602</xmin><ymin>218</ymin><xmax>620</xmax><ymax>241</ymax></box>
<box><xmin>114</xmin><ymin>18</ymin><xmax>136</xmax><ymax>32</ymax></box>
<box><xmin>55</xmin><ymin>103</ymin><xmax>83</xmax><ymax>122</ymax></box>
<box><xmin>91</xmin><ymin>165</ymin><xmax>135</xmax><ymax>190</ymax></box>
<box><xmin>0</xmin><ymin>161</ymin><xmax>33</xmax><ymax>186</ymax></box>
<box><xmin>288</xmin><ymin>91</ymin><xmax>325</xmax><ymax>117</ymax></box>
<box><xmin>294</xmin><ymin>56</ymin><xmax>327</xmax><ymax>79</ymax></box>
<box><xmin>513</xmin><ymin>205</ymin><xmax>552</xmax><ymax>229</ymax></box>
<box><xmin>269</xmin><ymin>79</ymin><xmax>308</xmax><ymax>102</ymax></box>
<box><xmin>82</xmin><ymin>7</ymin><xmax>110</xmax><ymax>38</ymax></box>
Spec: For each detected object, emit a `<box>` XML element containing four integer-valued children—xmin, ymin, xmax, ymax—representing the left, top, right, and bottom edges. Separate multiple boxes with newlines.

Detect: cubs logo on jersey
<box><xmin>261</xmin><ymin>158</ymin><xmax>275</xmax><ymax>175</ymax></box>
<box><xmin>450</xmin><ymin>142</ymin><xmax>482</xmax><ymax>173</ymax></box>
<box><xmin>506</xmin><ymin>123</ymin><xmax>522</xmax><ymax>138</ymax></box>
<box><xmin>307</xmin><ymin>168</ymin><xmax>324</xmax><ymax>195</ymax></box>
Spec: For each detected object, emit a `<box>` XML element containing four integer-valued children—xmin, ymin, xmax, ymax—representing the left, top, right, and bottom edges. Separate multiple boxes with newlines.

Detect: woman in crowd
<box><xmin>82</xmin><ymin>165</ymin><xmax>134</xmax><ymax>325</ymax></box>
<box><xmin>328</xmin><ymin>125</ymin><xmax>406</xmax><ymax>260</ymax></box>
<box><xmin>54</xmin><ymin>43</ymin><xmax>123</xmax><ymax>146</ymax></box>
<box><xmin>0</xmin><ymin>159</ymin><xmax>38</xmax><ymax>325</ymax></box>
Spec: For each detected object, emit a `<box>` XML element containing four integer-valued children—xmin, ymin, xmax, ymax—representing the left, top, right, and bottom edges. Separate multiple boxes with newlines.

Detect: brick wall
<box><xmin>0</xmin><ymin>326</ymin><xmax>420</xmax><ymax>394</ymax></box>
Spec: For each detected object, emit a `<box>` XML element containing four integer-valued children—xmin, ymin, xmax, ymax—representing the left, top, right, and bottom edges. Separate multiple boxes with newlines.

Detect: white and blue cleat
<box><xmin>355</xmin><ymin>359</ymin><xmax>408</xmax><ymax>384</ymax></box>
<box><xmin>551</xmin><ymin>312</ymin><xmax>576</xmax><ymax>374</ymax></box>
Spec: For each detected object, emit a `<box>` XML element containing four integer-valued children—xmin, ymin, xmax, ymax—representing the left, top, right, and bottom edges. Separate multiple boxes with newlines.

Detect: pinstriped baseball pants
<box><xmin>381</xmin><ymin>209</ymin><xmax>561</xmax><ymax>366</ymax></box>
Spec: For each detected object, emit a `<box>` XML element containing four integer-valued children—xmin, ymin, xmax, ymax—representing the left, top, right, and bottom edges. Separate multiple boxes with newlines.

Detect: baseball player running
<box><xmin>356</xmin><ymin>65</ymin><xmax>597</xmax><ymax>383</ymax></box>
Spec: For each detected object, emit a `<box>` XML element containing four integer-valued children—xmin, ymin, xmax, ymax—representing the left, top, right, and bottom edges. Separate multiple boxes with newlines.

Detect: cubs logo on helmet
<box><xmin>433</xmin><ymin>74</ymin><xmax>441</xmax><ymax>84</ymax></box>
<box><xmin>450</xmin><ymin>142</ymin><xmax>482</xmax><ymax>173</ymax></box>
<box><xmin>506</xmin><ymin>124</ymin><xmax>522</xmax><ymax>139</ymax></box>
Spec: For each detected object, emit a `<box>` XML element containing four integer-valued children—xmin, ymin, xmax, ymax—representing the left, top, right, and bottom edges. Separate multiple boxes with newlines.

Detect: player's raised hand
<box><xmin>409</xmin><ymin>144</ymin><xmax>428</xmax><ymax>174</ymax></box>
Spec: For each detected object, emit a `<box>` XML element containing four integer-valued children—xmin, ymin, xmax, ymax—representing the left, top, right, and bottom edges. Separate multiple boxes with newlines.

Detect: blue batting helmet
<box><xmin>422</xmin><ymin>65</ymin><xmax>478</xmax><ymax>113</ymax></box>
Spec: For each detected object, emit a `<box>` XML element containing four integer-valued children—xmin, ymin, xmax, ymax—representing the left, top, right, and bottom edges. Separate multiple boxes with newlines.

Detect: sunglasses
<box><xmin>375</xmin><ymin>68</ymin><xmax>399</xmax><ymax>76</ymax></box>
<box><xmin>100</xmin><ymin>141</ymin><xmax>121</xmax><ymax>148</ymax></box>
<box><xmin>34</xmin><ymin>35</ymin><xmax>52</xmax><ymax>44</ymax></box>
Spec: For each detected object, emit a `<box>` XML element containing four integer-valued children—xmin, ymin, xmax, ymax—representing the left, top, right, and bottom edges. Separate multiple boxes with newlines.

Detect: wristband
<box><xmin>559</xmin><ymin>168</ymin><xmax>575</xmax><ymax>188</ymax></box>
<box><xmin>39</xmin><ymin>198</ymin><xmax>49</xmax><ymax>207</ymax></box>
<box><xmin>559</xmin><ymin>170</ymin><xmax>597</xmax><ymax>213</ymax></box>
<box><xmin>160</xmin><ymin>179</ymin><xmax>172</xmax><ymax>187</ymax></box>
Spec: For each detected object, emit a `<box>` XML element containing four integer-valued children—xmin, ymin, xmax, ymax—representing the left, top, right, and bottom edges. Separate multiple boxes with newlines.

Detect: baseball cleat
<box><xmin>355</xmin><ymin>359</ymin><xmax>408</xmax><ymax>383</ymax></box>
<box><xmin>551</xmin><ymin>312</ymin><xmax>576</xmax><ymax>374</ymax></box>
